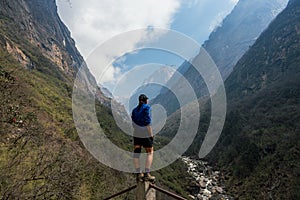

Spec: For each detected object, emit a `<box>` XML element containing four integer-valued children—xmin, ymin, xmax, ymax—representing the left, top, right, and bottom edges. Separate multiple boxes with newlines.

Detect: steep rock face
<box><xmin>0</xmin><ymin>1</ymin><xmax>190</xmax><ymax>199</ymax></box>
<box><xmin>203</xmin><ymin>0</ymin><xmax>288</xmax><ymax>79</ymax></box>
<box><xmin>154</xmin><ymin>0</ymin><xmax>299</xmax><ymax>198</ymax></box>
<box><xmin>208</xmin><ymin>0</ymin><xmax>300</xmax><ymax>198</ymax></box>
<box><xmin>0</xmin><ymin>0</ymin><xmax>110</xmax><ymax>103</ymax></box>
<box><xmin>0</xmin><ymin>1</ymin><xmax>133</xmax><ymax>199</ymax></box>
<box><xmin>0</xmin><ymin>0</ymin><xmax>82</xmax><ymax>75</ymax></box>
<box><xmin>225</xmin><ymin>0</ymin><xmax>299</xmax><ymax>100</ymax></box>
<box><xmin>153</xmin><ymin>0</ymin><xmax>288</xmax><ymax>115</ymax></box>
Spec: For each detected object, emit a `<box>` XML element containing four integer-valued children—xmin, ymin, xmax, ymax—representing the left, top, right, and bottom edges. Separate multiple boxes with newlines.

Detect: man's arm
<box><xmin>146</xmin><ymin>125</ymin><xmax>153</xmax><ymax>138</ymax></box>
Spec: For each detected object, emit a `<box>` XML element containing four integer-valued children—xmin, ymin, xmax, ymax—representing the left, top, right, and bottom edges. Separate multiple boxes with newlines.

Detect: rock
<box><xmin>203</xmin><ymin>196</ymin><xmax>209</xmax><ymax>200</ymax></box>
<box><xmin>200</xmin><ymin>176</ymin><xmax>205</xmax><ymax>181</ymax></box>
<box><xmin>182</xmin><ymin>157</ymin><xmax>233</xmax><ymax>199</ymax></box>
<box><xmin>216</xmin><ymin>186</ymin><xmax>223</xmax><ymax>194</ymax></box>
<box><xmin>203</xmin><ymin>189</ymin><xmax>211</xmax><ymax>197</ymax></box>
<box><xmin>212</xmin><ymin>180</ymin><xmax>217</xmax><ymax>186</ymax></box>
<box><xmin>207</xmin><ymin>184</ymin><xmax>213</xmax><ymax>191</ymax></box>
<box><xmin>213</xmin><ymin>176</ymin><xmax>219</xmax><ymax>182</ymax></box>
<box><xmin>200</xmin><ymin>181</ymin><xmax>206</xmax><ymax>188</ymax></box>
<box><xmin>206</xmin><ymin>179</ymin><xmax>212</xmax><ymax>186</ymax></box>
<box><xmin>197</xmin><ymin>194</ymin><xmax>203</xmax><ymax>199</ymax></box>
<box><xmin>212</xmin><ymin>187</ymin><xmax>217</xmax><ymax>194</ymax></box>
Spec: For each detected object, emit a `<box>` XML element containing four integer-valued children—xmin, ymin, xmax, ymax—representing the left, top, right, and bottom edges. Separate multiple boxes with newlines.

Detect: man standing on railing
<box><xmin>131</xmin><ymin>94</ymin><xmax>155</xmax><ymax>182</ymax></box>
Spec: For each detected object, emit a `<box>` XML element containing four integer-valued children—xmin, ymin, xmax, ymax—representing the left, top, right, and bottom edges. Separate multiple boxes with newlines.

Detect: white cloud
<box><xmin>209</xmin><ymin>11</ymin><xmax>227</xmax><ymax>32</ymax></box>
<box><xmin>57</xmin><ymin>0</ymin><xmax>181</xmax><ymax>84</ymax></box>
<box><xmin>183</xmin><ymin>0</ymin><xmax>202</xmax><ymax>8</ymax></box>
<box><xmin>208</xmin><ymin>0</ymin><xmax>239</xmax><ymax>32</ymax></box>
<box><xmin>229</xmin><ymin>0</ymin><xmax>239</xmax><ymax>4</ymax></box>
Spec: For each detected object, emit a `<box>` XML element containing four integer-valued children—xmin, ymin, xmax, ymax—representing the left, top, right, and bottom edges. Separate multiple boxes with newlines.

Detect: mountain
<box><xmin>203</xmin><ymin>0</ymin><xmax>288</xmax><ymax>79</ymax></box>
<box><xmin>156</xmin><ymin>0</ymin><xmax>299</xmax><ymax>198</ymax></box>
<box><xmin>153</xmin><ymin>0</ymin><xmax>288</xmax><ymax>115</ymax></box>
<box><xmin>0</xmin><ymin>1</ymin><xmax>192</xmax><ymax>199</ymax></box>
<box><xmin>128</xmin><ymin>66</ymin><xmax>175</xmax><ymax>109</ymax></box>
<box><xmin>0</xmin><ymin>0</ymin><xmax>109</xmax><ymax>102</ymax></box>
<box><xmin>0</xmin><ymin>0</ymin><xmax>129</xmax><ymax>199</ymax></box>
<box><xmin>206</xmin><ymin>0</ymin><xmax>300</xmax><ymax>198</ymax></box>
<box><xmin>0</xmin><ymin>0</ymin><xmax>81</xmax><ymax>74</ymax></box>
<box><xmin>99</xmin><ymin>84</ymin><xmax>113</xmax><ymax>98</ymax></box>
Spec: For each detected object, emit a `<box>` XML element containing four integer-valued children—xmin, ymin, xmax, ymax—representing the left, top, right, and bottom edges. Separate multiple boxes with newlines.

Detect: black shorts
<box><xmin>133</xmin><ymin>137</ymin><xmax>153</xmax><ymax>148</ymax></box>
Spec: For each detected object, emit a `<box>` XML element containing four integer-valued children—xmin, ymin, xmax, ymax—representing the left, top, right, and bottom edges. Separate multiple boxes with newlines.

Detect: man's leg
<box><xmin>144</xmin><ymin>147</ymin><xmax>155</xmax><ymax>181</ymax></box>
<box><xmin>133</xmin><ymin>145</ymin><xmax>142</xmax><ymax>172</ymax></box>
<box><xmin>134</xmin><ymin>145</ymin><xmax>144</xmax><ymax>181</ymax></box>
<box><xmin>145</xmin><ymin>147</ymin><xmax>153</xmax><ymax>170</ymax></box>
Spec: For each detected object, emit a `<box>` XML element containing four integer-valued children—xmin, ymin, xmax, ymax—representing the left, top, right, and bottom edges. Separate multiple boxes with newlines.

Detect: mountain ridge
<box><xmin>155</xmin><ymin>0</ymin><xmax>299</xmax><ymax>198</ymax></box>
<box><xmin>152</xmin><ymin>0</ymin><xmax>288</xmax><ymax>116</ymax></box>
<box><xmin>0</xmin><ymin>0</ymin><xmax>136</xmax><ymax>198</ymax></box>
<box><xmin>0</xmin><ymin>0</ymin><xmax>82</xmax><ymax>75</ymax></box>
<box><xmin>0</xmin><ymin>1</ymin><xmax>192</xmax><ymax>199</ymax></box>
<box><xmin>206</xmin><ymin>0</ymin><xmax>300</xmax><ymax>198</ymax></box>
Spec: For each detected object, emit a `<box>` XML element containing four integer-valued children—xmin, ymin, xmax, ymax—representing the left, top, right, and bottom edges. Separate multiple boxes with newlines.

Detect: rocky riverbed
<box><xmin>182</xmin><ymin>157</ymin><xmax>234</xmax><ymax>200</ymax></box>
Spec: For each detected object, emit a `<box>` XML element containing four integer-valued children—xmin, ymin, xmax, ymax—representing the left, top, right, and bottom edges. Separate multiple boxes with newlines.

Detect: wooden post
<box><xmin>136</xmin><ymin>181</ymin><xmax>156</xmax><ymax>200</ymax></box>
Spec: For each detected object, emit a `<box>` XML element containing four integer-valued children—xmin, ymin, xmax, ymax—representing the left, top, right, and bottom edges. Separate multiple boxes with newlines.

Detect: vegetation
<box><xmin>2</xmin><ymin>0</ymin><xmax>299</xmax><ymax>199</ymax></box>
<box><xmin>0</xmin><ymin>1</ymin><xmax>191</xmax><ymax>199</ymax></box>
<box><xmin>207</xmin><ymin>1</ymin><xmax>300</xmax><ymax>199</ymax></box>
<box><xmin>0</xmin><ymin>40</ymin><xmax>136</xmax><ymax>199</ymax></box>
<box><xmin>158</xmin><ymin>1</ymin><xmax>300</xmax><ymax>199</ymax></box>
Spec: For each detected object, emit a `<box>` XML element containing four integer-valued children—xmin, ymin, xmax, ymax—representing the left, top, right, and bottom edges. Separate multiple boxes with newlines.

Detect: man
<box><xmin>131</xmin><ymin>94</ymin><xmax>155</xmax><ymax>181</ymax></box>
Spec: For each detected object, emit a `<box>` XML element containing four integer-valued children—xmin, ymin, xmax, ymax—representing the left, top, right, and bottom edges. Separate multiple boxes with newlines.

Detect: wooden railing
<box><xmin>103</xmin><ymin>181</ymin><xmax>187</xmax><ymax>200</ymax></box>
<box><xmin>103</xmin><ymin>185</ymin><xmax>137</xmax><ymax>200</ymax></box>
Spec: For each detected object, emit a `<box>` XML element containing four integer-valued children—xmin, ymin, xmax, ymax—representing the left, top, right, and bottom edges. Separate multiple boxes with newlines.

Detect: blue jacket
<box><xmin>131</xmin><ymin>103</ymin><xmax>151</xmax><ymax>127</ymax></box>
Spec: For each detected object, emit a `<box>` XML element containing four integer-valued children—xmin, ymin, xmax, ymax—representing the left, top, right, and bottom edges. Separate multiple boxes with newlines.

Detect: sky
<box><xmin>56</xmin><ymin>0</ymin><xmax>239</xmax><ymax>105</ymax></box>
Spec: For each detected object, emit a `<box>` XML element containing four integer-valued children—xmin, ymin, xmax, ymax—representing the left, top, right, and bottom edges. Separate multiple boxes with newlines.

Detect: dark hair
<box><xmin>138</xmin><ymin>94</ymin><xmax>148</xmax><ymax>103</ymax></box>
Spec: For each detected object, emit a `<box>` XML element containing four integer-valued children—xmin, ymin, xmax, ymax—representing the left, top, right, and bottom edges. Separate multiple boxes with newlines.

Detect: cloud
<box><xmin>57</xmin><ymin>0</ymin><xmax>181</xmax><ymax>84</ymax></box>
<box><xmin>183</xmin><ymin>0</ymin><xmax>202</xmax><ymax>8</ymax></box>
<box><xmin>229</xmin><ymin>0</ymin><xmax>239</xmax><ymax>4</ymax></box>
<box><xmin>208</xmin><ymin>11</ymin><xmax>228</xmax><ymax>32</ymax></box>
<box><xmin>208</xmin><ymin>0</ymin><xmax>239</xmax><ymax>32</ymax></box>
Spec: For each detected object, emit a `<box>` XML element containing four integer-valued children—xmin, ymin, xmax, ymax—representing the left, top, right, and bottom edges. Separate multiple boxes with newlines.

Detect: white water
<box><xmin>182</xmin><ymin>157</ymin><xmax>233</xmax><ymax>200</ymax></box>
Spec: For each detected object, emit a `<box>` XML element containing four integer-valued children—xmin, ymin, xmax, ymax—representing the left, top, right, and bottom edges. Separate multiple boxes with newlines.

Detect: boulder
<box><xmin>216</xmin><ymin>186</ymin><xmax>223</xmax><ymax>194</ymax></box>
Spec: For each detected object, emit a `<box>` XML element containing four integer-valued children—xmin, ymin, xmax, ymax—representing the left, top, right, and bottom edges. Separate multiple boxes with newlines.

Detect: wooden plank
<box><xmin>136</xmin><ymin>181</ymin><xmax>156</xmax><ymax>200</ymax></box>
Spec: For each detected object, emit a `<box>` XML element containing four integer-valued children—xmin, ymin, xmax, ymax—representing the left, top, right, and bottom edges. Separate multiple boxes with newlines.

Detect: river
<box><xmin>182</xmin><ymin>157</ymin><xmax>234</xmax><ymax>200</ymax></box>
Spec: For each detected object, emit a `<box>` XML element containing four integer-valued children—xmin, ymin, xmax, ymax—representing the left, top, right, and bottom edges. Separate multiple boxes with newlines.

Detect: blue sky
<box><xmin>57</xmin><ymin>0</ymin><xmax>239</xmax><ymax>103</ymax></box>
